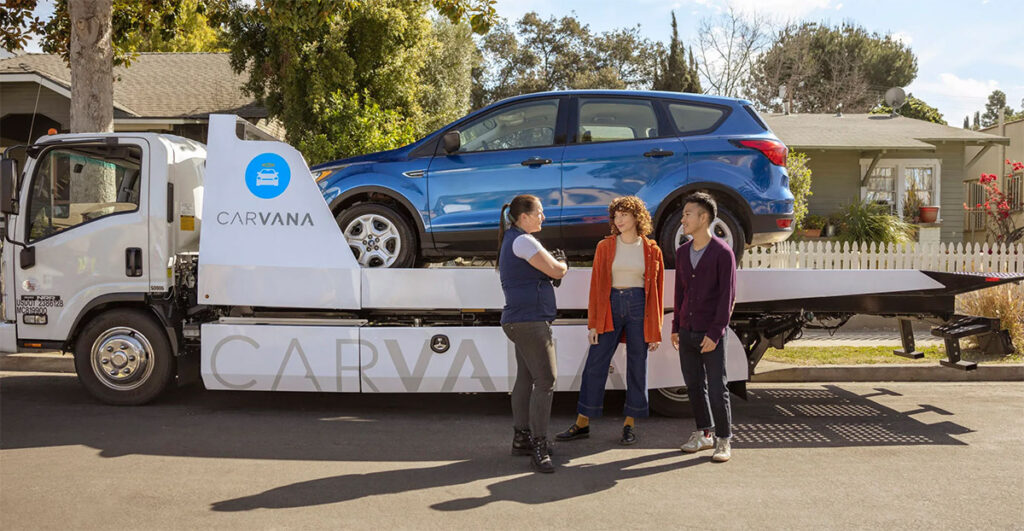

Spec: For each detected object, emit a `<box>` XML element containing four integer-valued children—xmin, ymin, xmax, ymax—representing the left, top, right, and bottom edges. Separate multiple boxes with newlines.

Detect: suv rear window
<box><xmin>667</xmin><ymin>103</ymin><xmax>726</xmax><ymax>134</ymax></box>
<box><xmin>743</xmin><ymin>105</ymin><xmax>769</xmax><ymax>131</ymax></box>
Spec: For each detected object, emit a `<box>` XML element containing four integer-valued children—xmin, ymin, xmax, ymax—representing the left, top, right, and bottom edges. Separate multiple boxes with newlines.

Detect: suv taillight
<box><xmin>736</xmin><ymin>139</ymin><xmax>788</xmax><ymax>166</ymax></box>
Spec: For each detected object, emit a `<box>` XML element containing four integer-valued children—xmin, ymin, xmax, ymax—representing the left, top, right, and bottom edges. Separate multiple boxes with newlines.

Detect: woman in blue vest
<box><xmin>498</xmin><ymin>194</ymin><xmax>567</xmax><ymax>474</ymax></box>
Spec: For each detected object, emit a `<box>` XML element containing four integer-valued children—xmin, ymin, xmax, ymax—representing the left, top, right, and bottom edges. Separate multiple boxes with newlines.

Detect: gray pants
<box><xmin>502</xmin><ymin>321</ymin><xmax>557</xmax><ymax>439</ymax></box>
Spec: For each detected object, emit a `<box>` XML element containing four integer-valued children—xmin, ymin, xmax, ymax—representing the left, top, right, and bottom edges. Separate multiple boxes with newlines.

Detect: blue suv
<box><xmin>314</xmin><ymin>90</ymin><xmax>794</xmax><ymax>268</ymax></box>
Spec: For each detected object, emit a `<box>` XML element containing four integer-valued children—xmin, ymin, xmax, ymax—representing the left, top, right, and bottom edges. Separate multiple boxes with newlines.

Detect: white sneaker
<box><xmin>680</xmin><ymin>430</ymin><xmax>714</xmax><ymax>453</ymax></box>
<box><xmin>712</xmin><ymin>437</ymin><xmax>731</xmax><ymax>462</ymax></box>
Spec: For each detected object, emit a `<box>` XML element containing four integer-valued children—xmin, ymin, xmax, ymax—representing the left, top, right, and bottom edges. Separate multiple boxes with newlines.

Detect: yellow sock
<box><xmin>576</xmin><ymin>414</ymin><xmax>589</xmax><ymax>428</ymax></box>
<box><xmin>624</xmin><ymin>416</ymin><xmax>635</xmax><ymax>427</ymax></box>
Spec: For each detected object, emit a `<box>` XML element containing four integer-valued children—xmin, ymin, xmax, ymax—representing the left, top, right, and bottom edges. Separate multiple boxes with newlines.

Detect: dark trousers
<box><xmin>577</xmin><ymin>287</ymin><xmax>649</xmax><ymax>418</ymax></box>
<box><xmin>678</xmin><ymin>330</ymin><xmax>732</xmax><ymax>438</ymax></box>
<box><xmin>502</xmin><ymin>321</ymin><xmax>557</xmax><ymax>438</ymax></box>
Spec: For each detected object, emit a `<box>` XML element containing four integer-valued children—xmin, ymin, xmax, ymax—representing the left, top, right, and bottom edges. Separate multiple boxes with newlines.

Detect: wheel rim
<box><xmin>343</xmin><ymin>214</ymin><xmax>402</xmax><ymax>267</ymax></box>
<box><xmin>656</xmin><ymin>386</ymin><xmax>690</xmax><ymax>403</ymax></box>
<box><xmin>674</xmin><ymin>218</ymin><xmax>733</xmax><ymax>249</ymax></box>
<box><xmin>90</xmin><ymin>327</ymin><xmax>155</xmax><ymax>391</ymax></box>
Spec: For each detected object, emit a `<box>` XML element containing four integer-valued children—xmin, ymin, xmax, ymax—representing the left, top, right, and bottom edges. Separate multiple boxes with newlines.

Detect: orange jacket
<box><xmin>587</xmin><ymin>235</ymin><xmax>665</xmax><ymax>343</ymax></box>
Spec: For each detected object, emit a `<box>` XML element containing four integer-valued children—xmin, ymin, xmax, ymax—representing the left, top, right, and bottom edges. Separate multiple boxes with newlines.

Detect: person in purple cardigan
<box><xmin>670</xmin><ymin>192</ymin><xmax>737</xmax><ymax>462</ymax></box>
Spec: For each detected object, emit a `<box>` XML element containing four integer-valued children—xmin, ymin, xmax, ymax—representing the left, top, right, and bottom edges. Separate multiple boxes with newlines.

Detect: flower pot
<box><xmin>799</xmin><ymin>229</ymin><xmax>822</xmax><ymax>238</ymax></box>
<box><xmin>919</xmin><ymin>206</ymin><xmax>939</xmax><ymax>223</ymax></box>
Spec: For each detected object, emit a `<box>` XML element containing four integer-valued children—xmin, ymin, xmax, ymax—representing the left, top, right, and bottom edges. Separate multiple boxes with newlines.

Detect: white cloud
<box><xmin>891</xmin><ymin>31</ymin><xmax>912</xmax><ymax>46</ymax></box>
<box><xmin>718</xmin><ymin>0</ymin><xmax>832</xmax><ymax>17</ymax></box>
<box><xmin>835</xmin><ymin>3</ymin><xmax>843</xmax><ymax>9</ymax></box>
<box><xmin>909</xmin><ymin>73</ymin><xmax>1001</xmax><ymax>125</ymax></box>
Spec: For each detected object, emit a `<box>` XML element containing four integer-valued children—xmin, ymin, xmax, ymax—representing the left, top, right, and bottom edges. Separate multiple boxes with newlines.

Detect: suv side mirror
<box><xmin>1</xmin><ymin>159</ymin><xmax>17</xmax><ymax>215</ymax></box>
<box><xmin>442</xmin><ymin>131</ymin><xmax>461</xmax><ymax>154</ymax></box>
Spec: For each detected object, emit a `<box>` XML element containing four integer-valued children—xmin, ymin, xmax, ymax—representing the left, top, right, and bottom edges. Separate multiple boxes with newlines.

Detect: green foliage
<box><xmin>834</xmin><ymin>201</ymin><xmax>913</xmax><ymax>244</ymax></box>
<box><xmin>870</xmin><ymin>93</ymin><xmax>946</xmax><ymax>125</ymax></box>
<box><xmin>802</xmin><ymin>214</ymin><xmax>826</xmax><ymax>230</ymax></box>
<box><xmin>980</xmin><ymin>89</ymin><xmax>1016</xmax><ymax>128</ymax></box>
<box><xmin>1</xmin><ymin>0</ymin><xmax>45</xmax><ymax>52</ymax></box>
<box><xmin>121</xmin><ymin>0</ymin><xmax>227</xmax><ymax>52</ymax></box>
<box><xmin>225</xmin><ymin>0</ymin><xmax>488</xmax><ymax>163</ymax></box>
<box><xmin>786</xmin><ymin>151</ymin><xmax>812</xmax><ymax>230</ymax></box>
<box><xmin>652</xmin><ymin>12</ymin><xmax>701</xmax><ymax>93</ymax></box>
<box><xmin>472</xmin><ymin>12</ymin><xmax>662</xmax><ymax>107</ymax></box>
<box><xmin>749</xmin><ymin>22</ymin><xmax>917</xmax><ymax>113</ymax></box>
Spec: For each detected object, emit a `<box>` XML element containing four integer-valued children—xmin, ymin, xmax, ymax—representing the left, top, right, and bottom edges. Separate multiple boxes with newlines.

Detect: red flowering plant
<box><xmin>964</xmin><ymin>159</ymin><xmax>1024</xmax><ymax>244</ymax></box>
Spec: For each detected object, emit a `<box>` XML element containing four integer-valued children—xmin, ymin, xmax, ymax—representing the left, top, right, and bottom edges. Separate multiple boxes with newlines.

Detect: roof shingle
<box><xmin>762</xmin><ymin>113</ymin><xmax>1009</xmax><ymax>150</ymax></box>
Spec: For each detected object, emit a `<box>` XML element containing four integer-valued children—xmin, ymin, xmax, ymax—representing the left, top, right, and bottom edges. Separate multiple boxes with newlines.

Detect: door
<box><xmin>560</xmin><ymin>96</ymin><xmax>686</xmax><ymax>250</ymax></box>
<box><xmin>13</xmin><ymin>140</ymin><xmax>149</xmax><ymax>342</ymax></box>
<box><xmin>426</xmin><ymin>97</ymin><xmax>567</xmax><ymax>254</ymax></box>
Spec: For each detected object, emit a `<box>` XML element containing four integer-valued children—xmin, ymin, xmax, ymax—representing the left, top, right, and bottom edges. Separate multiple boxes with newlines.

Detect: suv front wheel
<box><xmin>659</xmin><ymin>204</ymin><xmax>745</xmax><ymax>268</ymax></box>
<box><xmin>335</xmin><ymin>203</ymin><xmax>417</xmax><ymax>268</ymax></box>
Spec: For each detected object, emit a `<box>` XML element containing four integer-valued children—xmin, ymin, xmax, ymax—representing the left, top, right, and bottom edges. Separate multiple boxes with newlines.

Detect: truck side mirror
<box><xmin>1</xmin><ymin>159</ymin><xmax>17</xmax><ymax>215</ymax></box>
<box><xmin>442</xmin><ymin>131</ymin><xmax>461</xmax><ymax>154</ymax></box>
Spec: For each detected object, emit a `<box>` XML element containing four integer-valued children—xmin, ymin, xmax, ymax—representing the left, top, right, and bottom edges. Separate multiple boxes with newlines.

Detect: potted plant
<box><xmin>918</xmin><ymin>205</ymin><xmax>939</xmax><ymax>223</ymax></box>
<box><xmin>799</xmin><ymin>214</ymin><xmax>826</xmax><ymax>238</ymax></box>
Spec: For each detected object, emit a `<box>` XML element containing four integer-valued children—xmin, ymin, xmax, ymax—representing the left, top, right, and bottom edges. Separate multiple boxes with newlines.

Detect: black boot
<box><xmin>512</xmin><ymin>427</ymin><xmax>532</xmax><ymax>456</ymax></box>
<box><xmin>530</xmin><ymin>436</ymin><xmax>555</xmax><ymax>473</ymax></box>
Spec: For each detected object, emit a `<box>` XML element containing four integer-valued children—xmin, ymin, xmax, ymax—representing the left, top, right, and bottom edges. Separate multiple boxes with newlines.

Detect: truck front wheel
<box><xmin>74</xmin><ymin>309</ymin><xmax>174</xmax><ymax>405</ymax></box>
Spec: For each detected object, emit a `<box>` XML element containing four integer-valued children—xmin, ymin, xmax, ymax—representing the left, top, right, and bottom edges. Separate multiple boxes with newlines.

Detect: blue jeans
<box><xmin>678</xmin><ymin>330</ymin><xmax>732</xmax><ymax>438</ymax></box>
<box><xmin>578</xmin><ymin>287</ymin><xmax>649</xmax><ymax>418</ymax></box>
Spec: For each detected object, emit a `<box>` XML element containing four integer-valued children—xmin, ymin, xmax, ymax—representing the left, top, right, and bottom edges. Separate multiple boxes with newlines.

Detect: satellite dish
<box><xmin>884</xmin><ymin>87</ymin><xmax>907</xmax><ymax>110</ymax></box>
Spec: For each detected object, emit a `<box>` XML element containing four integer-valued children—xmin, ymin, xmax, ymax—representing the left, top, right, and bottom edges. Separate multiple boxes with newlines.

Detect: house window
<box><xmin>860</xmin><ymin>158</ymin><xmax>941</xmax><ymax>220</ymax></box>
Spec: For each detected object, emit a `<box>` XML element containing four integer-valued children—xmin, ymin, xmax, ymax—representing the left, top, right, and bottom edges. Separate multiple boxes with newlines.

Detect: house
<box><xmin>0</xmin><ymin>52</ymin><xmax>283</xmax><ymax>150</ymax></box>
<box><xmin>763</xmin><ymin>113</ymin><xmax>1010</xmax><ymax>242</ymax></box>
<box><xmin>964</xmin><ymin>117</ymin><xmax>1024</xmax><ymax>243</ymax></box>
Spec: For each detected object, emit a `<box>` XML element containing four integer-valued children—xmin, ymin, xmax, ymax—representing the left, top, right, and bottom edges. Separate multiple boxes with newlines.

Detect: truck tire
<box><xmin>73</xmin><ymin>309</ymin><xmax>174</xmax><ymax>405</ymax></box>
<box><xmin>336</xmin><ymin>202</ymin><xmax>417</xmax><ymax>268</ymax></box>
<box><xmin>659</xmin><ymin>204</ymin><xmax>746</xmax><ymax>268</ymax></box>
<box><xmin>649</xmin><ymin>387</ymin><xmax>694</xmax><ymax>418</ymax></box>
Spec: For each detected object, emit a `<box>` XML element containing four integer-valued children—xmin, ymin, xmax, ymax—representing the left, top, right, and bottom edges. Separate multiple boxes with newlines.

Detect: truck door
<box><xmin>12</xmin><ymin>140</ymin><xmax>150</xmax><ymax>344</ymax></box>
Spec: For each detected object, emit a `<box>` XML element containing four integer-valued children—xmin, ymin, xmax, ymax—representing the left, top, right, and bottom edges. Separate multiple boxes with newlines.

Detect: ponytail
<box><xmin>496</xmin><ymin>194</ymin><xmax>541</xmax><ymax>269</ymax></box>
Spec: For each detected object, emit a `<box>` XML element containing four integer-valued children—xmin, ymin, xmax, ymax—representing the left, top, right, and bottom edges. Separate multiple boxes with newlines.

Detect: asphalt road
<box><xmin>1</xmin><ymin>373</ymin><xmax>1021</xmax><ymax>530</ymax></box>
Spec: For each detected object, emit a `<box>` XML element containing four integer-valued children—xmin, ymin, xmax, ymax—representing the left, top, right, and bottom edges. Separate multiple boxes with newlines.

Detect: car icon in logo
<box><xmin>255</xmin><ymin>167</ymin><xmax>279</xmax><ymax>187</ymax></box>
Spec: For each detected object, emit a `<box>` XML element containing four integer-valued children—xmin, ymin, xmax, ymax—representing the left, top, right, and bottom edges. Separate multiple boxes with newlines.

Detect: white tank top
<box><xmin>611</xmin><ymin>236</ymin><xmax>644</xmax><ymax>288</ymax></box>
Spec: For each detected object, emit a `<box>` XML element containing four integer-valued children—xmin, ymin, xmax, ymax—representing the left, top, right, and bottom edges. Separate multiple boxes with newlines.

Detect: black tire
<box><xmin>335</xmin><ymin>202</ymin><xmax>417</xmax><ymax>268</ymax></box>
<box><xmin>659</xmin><ymin>203</ymin><xmax>746</xmax><ymax>269</ymax></box>
<box><xmin>649</xmin><ymin>387</ymin><xmax>694</xmax><ymax>417</ymax></box>
<box><xmin>73</xmin><ymin>309</ymin><xmax>174</xmax><ymax>406</ymax></box>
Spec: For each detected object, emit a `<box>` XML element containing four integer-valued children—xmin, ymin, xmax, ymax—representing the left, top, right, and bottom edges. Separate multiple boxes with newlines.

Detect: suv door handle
<box><xmin>521</xmin><ymin>157</ymin><xmax>553</xmax><ymax>166</ymax></box>
<box><xmin>643</xmin><ymin>149</ymin><xmax>674</xmax><ymax>158</ymax></box>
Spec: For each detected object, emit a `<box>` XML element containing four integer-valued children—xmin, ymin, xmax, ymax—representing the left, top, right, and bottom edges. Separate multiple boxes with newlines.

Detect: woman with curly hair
<box><xmin>556</xmin><ymin>196</ymin><xmax>664</xmax><ymax>445</ymax></box>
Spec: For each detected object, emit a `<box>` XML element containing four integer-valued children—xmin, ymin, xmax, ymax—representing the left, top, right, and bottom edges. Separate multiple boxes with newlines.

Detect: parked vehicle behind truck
<box><xmin>314</xmin><ymin>90</ymin><xmax>796</xmax><ymax>268</ymax></box>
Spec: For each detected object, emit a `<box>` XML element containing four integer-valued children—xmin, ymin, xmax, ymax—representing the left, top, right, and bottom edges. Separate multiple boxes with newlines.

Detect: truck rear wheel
<box><xmin>73</xmin><ymin>309</ymin><xmax>174</xmax><ymax>405</ymax></box>
<box><xmin>649</xmin><ymin>386</ymin><xmax>694</xmax><ymax>417</ymax></box>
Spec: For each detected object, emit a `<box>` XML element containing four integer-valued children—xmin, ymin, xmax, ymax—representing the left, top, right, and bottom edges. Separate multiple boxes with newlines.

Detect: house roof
<box><xmin>763</xmin><ymin>113</ymin><xmax>1010</xmax><ymax>151</ymax></box>
<box><xmin>0</xmin><ymin>53</ymin><xmax>265</xmax><ymax>119</ymax></box>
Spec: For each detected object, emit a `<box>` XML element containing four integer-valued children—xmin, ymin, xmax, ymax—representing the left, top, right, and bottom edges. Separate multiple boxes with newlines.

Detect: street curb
<box><xmin>3</xmin><ymin>353</ymin><xmax>1022</xmax><ymax>382</ymax></box>
<box><xmin>750</xmin><ymin>363</ymin><xmax>1024</xmax><ymax>382</ymax></box>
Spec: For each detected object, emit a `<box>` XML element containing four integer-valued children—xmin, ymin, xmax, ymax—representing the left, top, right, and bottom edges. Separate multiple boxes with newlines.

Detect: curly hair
<box><xmin>607</xmin><ymin>196</ymin><xmax>654</xmax><ymax>237</ymax></box>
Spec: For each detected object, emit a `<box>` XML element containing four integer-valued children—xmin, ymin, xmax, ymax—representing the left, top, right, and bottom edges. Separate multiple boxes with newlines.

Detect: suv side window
<box><xmin>456</xmin><ymin>99</ymin><xmax>559</xmax><ymax>153</ymax></box>
<box><xmin>667</xmin><ymin>102</ymin><xmax>726</xmax><ymax>134</ymax></box>
<box><xmin>578</xmin><ymin>98</ymin><xmax>659</xmax><ymax>143</ymax></box>
<box><xmin>26</xmin><ymin>146</ymin><xmax>143</xmax><ymax>242</ymax></box>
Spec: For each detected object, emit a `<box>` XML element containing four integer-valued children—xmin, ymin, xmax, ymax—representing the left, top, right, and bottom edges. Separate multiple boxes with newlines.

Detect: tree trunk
<box><xmin>69</xmin><ymin>0</ymin><xmax>113</xmax><ymax>134</ymax></box>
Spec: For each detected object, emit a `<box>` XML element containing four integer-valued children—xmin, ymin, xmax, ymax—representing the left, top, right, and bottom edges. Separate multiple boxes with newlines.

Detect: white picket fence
<box><xmin>740</xmin><ymin>240</ymin><xmax>1024</xmax><ymax>272</ymax></box>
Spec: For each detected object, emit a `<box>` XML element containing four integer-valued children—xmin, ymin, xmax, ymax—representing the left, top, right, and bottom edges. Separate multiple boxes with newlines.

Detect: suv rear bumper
<box><xmin>749</xmin><ymin>213</ymin><xmax>794</xmax><ymax>245</ymax></box>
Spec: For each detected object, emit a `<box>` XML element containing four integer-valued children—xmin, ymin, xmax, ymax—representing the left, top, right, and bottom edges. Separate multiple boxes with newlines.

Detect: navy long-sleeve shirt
<box><xmin>671</xmin><ymin>236</ymin><xmax>737</xmax><ymax>343</ymax></box>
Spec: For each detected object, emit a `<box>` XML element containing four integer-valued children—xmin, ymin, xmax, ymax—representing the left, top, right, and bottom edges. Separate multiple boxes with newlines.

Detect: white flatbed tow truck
<box><xmin>1</xmin><ymin>115</ymin><xmax>1019</xmax><ymax>415</ymax></box>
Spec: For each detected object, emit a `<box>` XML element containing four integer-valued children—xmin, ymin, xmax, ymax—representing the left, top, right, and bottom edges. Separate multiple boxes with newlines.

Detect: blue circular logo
<box><xmin>245</xmin><ymin>153</ymin><xmax>291</xmax><ymax>199</ymax></box>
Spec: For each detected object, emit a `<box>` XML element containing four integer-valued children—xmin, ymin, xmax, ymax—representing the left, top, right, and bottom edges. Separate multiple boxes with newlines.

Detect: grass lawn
<box><xmin>763</xmin><ymin>345</ymin><xmax>1022</xmax><ymax>365</ymax></box>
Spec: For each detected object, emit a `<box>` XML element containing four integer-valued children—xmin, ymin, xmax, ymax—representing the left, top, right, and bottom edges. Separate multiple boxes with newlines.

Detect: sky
<box><xmin>491</xmin><ymin>0</ymin><xmax>1023</xmax><ymax>126</ymax></box>
<box><xmin>20</xmin><ymin>0</ymin><xmax>1024</xmax><ymax>127</ymax></box>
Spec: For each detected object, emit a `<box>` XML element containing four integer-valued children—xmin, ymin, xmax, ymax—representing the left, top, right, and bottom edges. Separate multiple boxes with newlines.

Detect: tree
<box><xmin>870</xmin><ymin>93</ymin><xmax>946</xmax><ymax>125</ymax></box>
<box><xmin>473</xmin><ymin>12</ymin><xmax>662</xmax><ymax>107</ymax></box>
<box><xmin>696</xmin><ymin>6</ymin><xmax>771</xmax><ymax>98</ymax></box>
<box><xmin>963</xmin><ymin>116</ymin><xmax>970</xmax><ymax>129</ymax></box>
<box><xmin>226</xmin><ymin>0</ymin><xmax>496</xmax><ymax>163</ymax></box>
<box><xmin>748</xmin><ymin>22</ymin><xmax>917</xmax><ymax>113</ymax></box>
<box><xmin>121</xmin><ymin>0</ymin><xmax>227</xmax><ymax>52</ymax></box>
<box><xmin>653</xmin><ymin>12</ymin><xmax>701</xmax><ymax>93</ymax></box>
<box><xmin>980</xmin><ymin>89</ymin><xmax>1015</xmax><ymax>128</ymax></box>
<box><xmin>973</xmin><ymin>111</ymin><xmax>981</xmax><ymax>130</ymax></box>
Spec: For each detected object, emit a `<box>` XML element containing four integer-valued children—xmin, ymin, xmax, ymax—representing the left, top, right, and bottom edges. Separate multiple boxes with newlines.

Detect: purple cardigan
<box><xmin>671</xmin><ymin>236</ymin><xmax>737</xmax><ymax>343</ymax></box>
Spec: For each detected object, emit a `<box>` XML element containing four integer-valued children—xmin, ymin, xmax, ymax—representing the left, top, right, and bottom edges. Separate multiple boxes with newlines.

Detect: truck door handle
<box><xmin>125</xmin><ymin>248</ymin><xmax>143</xmax><ymax>277</ymax></box>
<box><xmin>521</xmin><ymin>157</ymin><xmax>553</xmax><ymax>166</ymax></box>
<box><xmin>643</xmin><ymin>149</ymin><xmax>674</xmax><ymax>158</ymax></box>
